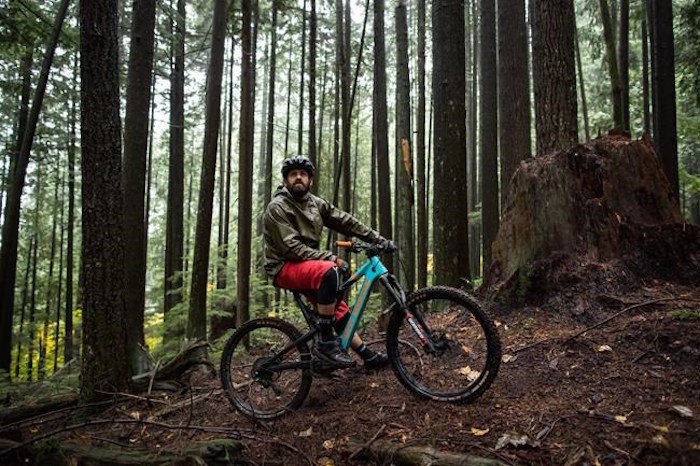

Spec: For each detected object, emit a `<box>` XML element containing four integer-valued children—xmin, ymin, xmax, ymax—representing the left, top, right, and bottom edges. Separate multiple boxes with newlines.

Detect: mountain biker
<box><xmin>262</xmin><ymin>155</ymin><xmax>391</xmax><ymax>370</ymax></box>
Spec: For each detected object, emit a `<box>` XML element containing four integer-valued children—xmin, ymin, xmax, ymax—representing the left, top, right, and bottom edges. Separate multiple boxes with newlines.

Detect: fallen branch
<box><xmin>564</xmin><ymin>296</ymin><xmax>689</xmax><ymax>343</ymax></box>
<box><xmin>344</xmin><ymin>439</ymin><xmax>508</xmax><ymax>466</ymax></box>
<box><xmin>349</xmin><ymin>423</ymin><xmax>386</xmax><ymax>460</ymax></box>
<box><xmin>0</xmin><ymin>392</ymin><xmax>79</xmax><ymax>427</ymax></box>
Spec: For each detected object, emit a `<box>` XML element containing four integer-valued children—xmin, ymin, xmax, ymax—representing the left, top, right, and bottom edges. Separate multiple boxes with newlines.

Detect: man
<box><xmin>263</xmin><ymin>155</ymin><xmax>390</xmax><ymax>369</ymax></box>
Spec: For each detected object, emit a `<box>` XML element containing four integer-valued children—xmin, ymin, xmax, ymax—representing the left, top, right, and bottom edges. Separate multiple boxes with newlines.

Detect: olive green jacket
<box><xmin>262</xmin><ymin>186</ymin><xmax>380</xmax><ymax>278</ymax></box>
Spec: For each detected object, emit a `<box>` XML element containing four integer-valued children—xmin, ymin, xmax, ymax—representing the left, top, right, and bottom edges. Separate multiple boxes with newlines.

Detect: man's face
<box><xmin>284</xmin><ymin>169</ymin><xmax>313</xmax><ymax>197</ymax></box>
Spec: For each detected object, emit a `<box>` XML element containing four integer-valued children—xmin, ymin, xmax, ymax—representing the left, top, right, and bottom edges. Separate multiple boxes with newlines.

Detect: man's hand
<box><xmin>335</xmin><ymin>257</ymin><xmax>351</xmax><ymax>277</ymax></box>
<box><xmin>376</xmin><ymin>236</ymin><xmax>397</xmax><ymax>253</ymax></box>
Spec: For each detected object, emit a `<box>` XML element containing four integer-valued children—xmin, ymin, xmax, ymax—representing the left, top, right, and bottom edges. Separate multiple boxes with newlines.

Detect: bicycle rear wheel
<box><xmin>220</xmin><ymin>318</ymin><xmax>312</xmax><ymax>419</ymax></box>
<box><xmin>387</xmin><ymin>286</ymin><xmax>501</xmax><ymax>403</ymax></box>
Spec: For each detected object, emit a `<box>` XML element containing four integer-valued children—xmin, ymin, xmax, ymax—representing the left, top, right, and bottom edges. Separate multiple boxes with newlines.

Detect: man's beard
<box><xmin>288</xmin><ymin>181</ymin><xmax>310</xmax><ymax>198</ymax></box>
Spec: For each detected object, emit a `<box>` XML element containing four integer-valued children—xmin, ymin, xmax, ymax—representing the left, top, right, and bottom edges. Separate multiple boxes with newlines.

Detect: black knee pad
<box><xmin>317</xmin><ymin>266</ymin><xmax>340</xmax><ymax>305</ymax></box>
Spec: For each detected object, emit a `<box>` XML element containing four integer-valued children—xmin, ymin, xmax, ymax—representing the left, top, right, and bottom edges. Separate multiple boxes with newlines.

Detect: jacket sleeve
<box><xmin>319</xmin><ymin>199</ymin><xmax>380</xmax><ymax>243</ymax></box>
<box><xmin>265</xmin><ymin>203</ymin><xmax>334</xmax><ymax>262</ymax></box>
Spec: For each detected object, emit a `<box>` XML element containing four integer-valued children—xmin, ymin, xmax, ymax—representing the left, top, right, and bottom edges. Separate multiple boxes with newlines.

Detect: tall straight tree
<box><xmin>497</xmin><ymin>0</ymin><xmax>530</xmax><ymax>209</ymax></box>
<box><xmin>373</xmin><ymin>0</ymin><xmax>392</xmax><ymax>255</ymax></box>
<box><xmin>122</xmin><ymin>0</ymin><xmax>156</xmax><ymax>374</ymax></box>
<box><xmin>64</xmin><ymin>67</ymin><xmax>77</xmax><ymax>364</ymax></box>
<box><xmin>395</xmin><ymin>0</ymin><xmax>414</xmax><ymax>289</ymax></box>
<box><xmin>415</xmin><ymin>0</ymin><xmax>427</xmax><ymax>289</ymax></box>
<box><xmin>433</xmin><ymin>0</ymin><xmax>469</xmax><ymax>287</ymax></box>
<box><xmin>165</xmin><ymin>0</ymin><xmax>186</xmax><ymax>337</ymax></box>
<box><xmin>308</xmin><ymin>0</ymin><xmax>317</xmax><ymax>174</ymax></box>
<box><xmin>265</xmin><ymin>1</ymin><xmax>278</xmax><ymax>203</ymax></box>
<box><xmin>531</xmin><ymin>0</ymin><xmax>578</xmax><ymax>155</ymax></box>
<box><xmin>480</xmin><ymin>0</ymin><xmax>498</xmax><ymax>275</ymax></box>
<box><xmin>649</xmin><ymin>0</ymin><xmax>678</xmax><ymax>201</ymax></box>
<box><xmin>618</xmin><ymin>0</ymin><xmax>630</xmax><ymax>131</ymax></box>
<box><xmin>188</xmin><ymin>0</ymin><xmax>228</xmax><ymax>339</ymax></box>
<box><xmin>0</xmin><ymin>0</ymin><xmax>70</xmax><ymax>377</ymax></box>
<box><xmin>79</xmin><ymin>0</ymin><xmax>131</xmax><ymax>399</ymax></box>
<box><xmin>236</xmin><ymin>0</ymin><xmax>255</xmax><ymax>328</ymax></box>
<box><xmin>298</xmin><ymin>0</ymin><xmax>307</xmax><ymax>155</ymax></box>
<box><xmin>598</xmin><ymin>0</ymin><xmax>623</xmax><ymax>129</ymax></box>
<box><xmin>467</xmin><ymin>0</ymin><xmax>480</xmax><ymax>278</ymax></box>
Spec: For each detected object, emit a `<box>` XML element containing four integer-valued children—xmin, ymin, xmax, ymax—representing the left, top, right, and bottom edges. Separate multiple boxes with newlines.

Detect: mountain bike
<box><xmin>220</xmin><ymin>241</ymin><xmax>501</xmax><ymax>419</ymax></box>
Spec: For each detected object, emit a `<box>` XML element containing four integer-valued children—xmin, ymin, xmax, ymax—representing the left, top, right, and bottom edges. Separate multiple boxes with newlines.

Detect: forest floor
<box><xmin>3</xmin><ymin>278</ymin><xmax>700</xmax><ymax>466</ymax></box>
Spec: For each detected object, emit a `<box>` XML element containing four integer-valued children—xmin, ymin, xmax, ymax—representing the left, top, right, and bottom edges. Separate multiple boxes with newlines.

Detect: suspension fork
<box><xmin>379</xmin><ymin>276</ymin><xmax>438</xmax><ymax>352</ymax></box>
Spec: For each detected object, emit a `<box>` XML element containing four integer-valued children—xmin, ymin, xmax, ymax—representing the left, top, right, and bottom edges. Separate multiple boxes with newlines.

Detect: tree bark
<box><xmin>64</xmin><ymin>62</ymin><xmax>77</xmax><ymax>365</ymax></box>
<box><xmin>122</xmin><ymin>0</ymin><xmax>156</xmax><ymax>375</ymax></box>
<box><xmin>395</xmin><ymin>0</ymin><xmax>414</xmax><ymax>289</ymax></box>
<box><xmin>164</xmin><ymin>0</ymin><xmax>186</xmax><ymax>340</ymax></box>
<box><xmin>415</xmin><ymin>0</ymin><xmax>427</xmax><ymax>289</ymax></box>
<box><xmin>373</xmin><ymin>0</ymin><xmax>393</xmax><ymax>263</ymax></box>
<box><xmin>648</xmin><ymin>0</ymin><xmax>678</xmax><ymax>201</ymax></box>
<box><xmin>574</xmin><ymin>22</ymin><xmax>591</xmax><ymax>141</ymax></box>
<box><xmin>497</xmin><ymin>0</ymin><xmax>530</xmax><ymax>209</ymax></box>
<box><xmin>79</xmin><ymin>0</ymin><xmax>131</xmax><ymax>400</ymax></box>
<box><xmin>598</xmin><ymin>0</ymin><xmax>623</xmax><ymax>129</ymax></box>
<box><xmin>236</xmin><ymin>0</ymin><xmax>255</xmax><ymax>328</ymax></box>
<box><xmin>189</xmin><ymin>0</ymin><xmax>228</xmax><ymax>339</ymax></box>
<box><xmin>480</xmin><ymin>0</ymin><xmax>498</xmax><ymax>276</ymax></box>
<box><xmin>0</xmin><ymin>0</ymin><xmax>70</xmax><ymax>378</ymax></box>
<box><xmin>531</xmin><ymin>0</ymin><xmax>578</xmax><ymax>155</ymax></box>
<box><xmin>433</xmin><ymin>0</ymin><xmax>469</xmax><ymax>287</ymax></box>
<box><xmin>618</xmin><ymin>0</ymin><xmax>629</xmax><ymax>132</ymax></box>
<box><xmin>308</xmin><ymin>0</ymin><xmax>318</xmax><ymax>183</ymax></box>
<box><xmin>298</xmin><ymin>0</ymin><xmax>307</xmax><ymax>155</ymax></box>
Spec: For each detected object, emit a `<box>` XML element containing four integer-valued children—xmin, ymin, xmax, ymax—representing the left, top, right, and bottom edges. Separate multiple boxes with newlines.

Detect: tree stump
<box><xmin>483</xmin><ymin>134</ymin><xmax>700</xmax><ymax>305</ymax></box>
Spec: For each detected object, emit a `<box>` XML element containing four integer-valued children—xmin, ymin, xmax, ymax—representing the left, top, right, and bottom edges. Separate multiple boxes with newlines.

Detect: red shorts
<box><xmin>274</xmin><ymin>260</ymin><xmax>350</xmax><ymax>321</ymax></box>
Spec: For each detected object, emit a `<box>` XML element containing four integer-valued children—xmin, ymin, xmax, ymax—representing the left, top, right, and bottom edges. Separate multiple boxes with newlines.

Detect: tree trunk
<box><xmin>189</xmin><ymin>0</ymin><xmax>228</xmax><ymax>339</ymax></box>
<box><xmin>220</xmin><ymin>37</ymin><xmax>235</xmax><ymax>292</ymax></box>
<box><xmin>297</xmin><ymin>0</ymin><xmax>307</xmax><ymax>155</ymax></box>
<box><xmin>0</xmin><ymin>0</ymin><xmax>70</xmax><ymax>377</ymax></box>
<box><xmin>641</xmin><ymin>18</ymin><xmax>650</xmax><ymax>135</ymax></box>
<box><xmin>415</xmin><ymin>0</ymin><xmax>427</xmax><ymax>289</ymax></box>
<box><xmin>433</xmin><ymin>0</ymin><xmax>469</xmax><ymax>287</ymax></box>
<box><xmin>53</xmin><ymin>174</ymin><xmax>66</xmax><ymax>373</ymax></box>
<box><xmin>618</xmin><ymin>0</ymin><xmax>629</xmax><ymax>132</ymax></box>
<box><xmin>480</xmin><ymin>0</ymin><xmax>498</xmax><ymax>276</ymax></box>
<box><xmin>27</xmin><ymin>185</ymin><xmax>42</xmax><ymax>382</ymax></box>
<box><xmin>265</xmin><ymin>4</ymin><xmax>277</xmax><ymax>203</ymax></box>
<box><xmin>574</xmin><ymin>22</ymin><xmax>591</xmax><ymax>141</ymax></box>
<box><xmin>122</xmin><ymin>0</ymin><xmax>156</xmax><ymax>375</ymax></box>
<box><xmin>531</xmin><ymin>0</ymin><xmax>578</xmax><ymax>155</ymax></box>
<box><xmin>236</xmin><ymin>0</ymin><xmax>255</xmax><ymax>328</ymax></box>
<box><xmin>308</xmin><ymin>0</ymin><xmax>317</xmax><ymax>181</ymax></box>
<box><xmin>373</xmin><ymin>0</ymin><xmax>393</xmax><ymax>262</ymax></box>
<box><xmin>14</xmin><ymin>232</ymin><xmax>34</xmax><ymax>379</ymax></box>
<box><xmin>497</xmin><ymin>0</ymin><xmax>530</xmax><ymax>209</ymax></box>
<box><xmin>39</xmin><ymin>168</ymin><xmax>61</xmax><ymax>380</ymax></box>
<box><xmin>649</xmin><ymin>0</ymin><xmax>678</xmax><ymax>201</ymax></box>
<box><xmin>164</xmin><ymin>0</ymin><xmax>186</xmax><ymax>341</ymax></box>
<box><xmin>395</xmin><ymin>0</ymin><xmax>414</xmax><ymax>290</ymax></box>
<box><xmin>467</xmin><ymin>0</ymin><xmax>480</xmax><ymax>279</ymax></box>
<box><xmin>64</xmin><ymin>61</ymin><xmax>77</xmax><ymax>365</ymax></box>
<box><xmin>598</xmin><ymin>0</ymin><xmax>623</xmax><ymax>130</ymax></box>
<box><xmin>79</xmin><ymin>0</ymin><xmax>131</xmax><ymax>400</ymax></box>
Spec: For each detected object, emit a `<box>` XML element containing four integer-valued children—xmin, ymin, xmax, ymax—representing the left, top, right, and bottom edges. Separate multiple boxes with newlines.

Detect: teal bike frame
<box><xmin>336</xmin><ymin>256</ymin><xmax>389</xmax><ymax>349</ymax></box>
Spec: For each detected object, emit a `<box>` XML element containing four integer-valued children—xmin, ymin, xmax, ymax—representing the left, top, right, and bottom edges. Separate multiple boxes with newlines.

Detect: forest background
<box><xmin>0</xmin><ymin>0</ymin><xmax>697</xmax><ymax>398</ymax></box>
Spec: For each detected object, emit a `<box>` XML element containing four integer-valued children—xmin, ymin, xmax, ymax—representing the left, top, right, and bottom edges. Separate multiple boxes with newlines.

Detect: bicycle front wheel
<box><xmin>387</xmin><ymin>286</ymin><xmax>501</xmax><ymax>403</ymax></box>
<box><xmin>220</xmin><ymin>318</ymin><xmax>312</xmax><ymax>419</ymax></box>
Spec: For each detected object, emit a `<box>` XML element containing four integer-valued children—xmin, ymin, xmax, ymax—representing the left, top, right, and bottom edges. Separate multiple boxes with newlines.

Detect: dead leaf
<box><xmin>495</xmin><ymin>433</ymin><xmax>540</xmax><ymax>450</ymax></box>
<box><xmin>502</xmin><ymin>354</ymin><xmax>518</xmax><ymax>363</ymax></box>
<box><xmin>317</xmin><ymin>456</ymin><xmax>334</xmax><ymax>466</ymax></box>
<box><xmin>653</xmin><ymin>434</ymin><xmax>669</xmax><ymax>447</ymax></box>
<box><xmin>470</xmin><ymin>427</ymin><xmax>490</xmax><ymax>436</ymax></box>
<box><xmin>298</xmin><ymin>426</ymin><xmax>313</xmax><ymax>437</ymax></box>
<box><xmin>614</xmin><ymin>415</ymin><xmax>627</xmax><ymax>424</ymax></box>
<box><xmin>672</xmin><ymin>405</ymin><xmax>693</xmax><ymax>418</ymax></box>
<box><xmin>322</xmin><ymin>439</ymin><xmax>335</xmax><ymax>450</ymax></box>
<box><xmin>597</xmin><ymin>345</ymin><xmax>613</xmax><ymax>352</ymax></box>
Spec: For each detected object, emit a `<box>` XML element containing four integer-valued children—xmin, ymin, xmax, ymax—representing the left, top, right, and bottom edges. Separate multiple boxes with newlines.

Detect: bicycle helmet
<box><xmin>281</xmin><ymin>155</ymin><xmax>315</xmax><ymax>178</ymax></box>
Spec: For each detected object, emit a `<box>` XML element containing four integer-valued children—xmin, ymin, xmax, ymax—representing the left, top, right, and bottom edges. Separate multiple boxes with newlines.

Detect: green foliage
<box><xmin>670</xmin><ymin>309</ymin><xmax>700</xmax><ymax>321</ymax></box>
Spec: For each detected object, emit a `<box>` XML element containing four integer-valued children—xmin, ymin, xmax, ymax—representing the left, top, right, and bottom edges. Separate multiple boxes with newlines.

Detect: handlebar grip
<box><xmin>335</xmin><ymin>241</ymin><xmax>353</xmax><ymax>249</ymax></box>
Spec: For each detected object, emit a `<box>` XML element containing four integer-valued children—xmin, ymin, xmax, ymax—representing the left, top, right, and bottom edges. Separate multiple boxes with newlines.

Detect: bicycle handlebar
<box><xmin>334</xmin><ymin>239</ymin><xmax>397</xmax><ymax>257</ymax></box>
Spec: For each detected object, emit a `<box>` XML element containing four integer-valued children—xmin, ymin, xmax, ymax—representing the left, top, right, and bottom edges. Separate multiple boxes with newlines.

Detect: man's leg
<box><xmin>275</xmin><ymin>261</ymin><xmax>354</xmax><ymax>367</ymax></box>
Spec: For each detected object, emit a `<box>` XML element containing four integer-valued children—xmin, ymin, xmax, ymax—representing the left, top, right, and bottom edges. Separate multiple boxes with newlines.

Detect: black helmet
<box><xmin>281</xmin><ymin>155</ymin><xmax>315</xmax><ymax>178</ymax></box>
